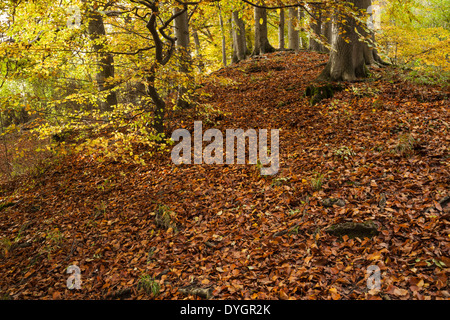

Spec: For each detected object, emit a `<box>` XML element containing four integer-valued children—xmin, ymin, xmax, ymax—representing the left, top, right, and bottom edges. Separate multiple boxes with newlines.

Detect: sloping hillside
<box><xmin>0</xmin><ymin>51</ymin><xmax>449</xmax><ymax>300</ymax></box>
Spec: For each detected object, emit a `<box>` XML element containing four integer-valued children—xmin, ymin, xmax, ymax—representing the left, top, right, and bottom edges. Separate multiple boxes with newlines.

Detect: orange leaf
<box><xmin>279</xmin><ymin>290</ymin><xmax>289</xmax><ymax>300</ymax></box>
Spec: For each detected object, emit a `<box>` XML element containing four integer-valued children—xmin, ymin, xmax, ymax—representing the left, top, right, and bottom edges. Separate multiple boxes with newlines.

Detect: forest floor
<box><xmin>0</xmin><ymin>51</ymin><xmax>449</xmax><ymax>300</ymax></box>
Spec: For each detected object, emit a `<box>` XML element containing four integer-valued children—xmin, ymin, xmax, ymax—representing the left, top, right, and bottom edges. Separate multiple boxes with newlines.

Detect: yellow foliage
<box><xmin>379</xmin><ymin>25</ymin><xmax>450</xmax><ymax>71</ymax></box>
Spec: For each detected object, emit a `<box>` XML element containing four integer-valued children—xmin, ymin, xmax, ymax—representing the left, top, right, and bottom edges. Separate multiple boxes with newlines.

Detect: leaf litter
<box><xmin>0</xmin><ymin>51</ymin><xmax>448</xmax><ymax>300</ymax></box>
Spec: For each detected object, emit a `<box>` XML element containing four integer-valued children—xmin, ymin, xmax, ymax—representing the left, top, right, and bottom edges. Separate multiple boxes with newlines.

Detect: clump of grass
<box><xmin>372</xmin><ymin>98</ymin><xmax>384</xmax><ymax>111</ymax></box>
<box><xmin>271</xmin><ymin>176</ymin><xmax>289</xmax><ymax>187</ymax></box>
<box><xmin>138</xmin><ymin>274</ymin><xmax>160</xmax><ymax>296</ymax></box>
<box><xmin>197</xmin><ymin>104</ymin><xmax>228</xmax><ymax>125</ymax></box>
<box><xmin>405</xmin><ymin>66</ymin><xmax>450</xmax><ymax>87</ymax></box>
<box><xmin>46</xmin><ymin>228</ymin><xmax>63</xmax><ymax>246</ymax></box>
<box><xmin>394</xmin><ymin>133</ymin><xmax>416</xmax><ymax>157</ymax></box>
<box><xmin>155</xmin><ymin>205</ymin><xmax>178</xmax><ymax>232</ymax></box>
<box><xmin>288</xmin><ymin>225</ymin><xmax>300</xmax><ymax>235</ymax></box>
<box><xmin>288</xmin><ymin>208</ymin><xmax>301</xmax><ymax>216</ymax></box>
<box><xmin>0</xmin><ymin>238</ymin><xmax>12</xmax><ymax>258</ymax></box>
<box><xmin>310</xmin><ymin>173</ymin><xmax>324</xmax><ymax>191</ymax></box>
<box><xmin>333</xmin><ymin>146</ymin><xmax>355</xmax><ymax>161</ymax></box>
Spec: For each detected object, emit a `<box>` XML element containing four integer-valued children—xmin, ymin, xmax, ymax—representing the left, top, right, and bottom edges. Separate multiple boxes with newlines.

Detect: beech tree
<box><xmin>4</xmin><ymin>0</ymin><xmax>433</xmax><ymax>168</ymax></box>
<box><xmin>318</xmin><ymin>0</ymin><xmax>379</xmax><ymax>81</ymax></box>
<box><xmin>174</xmin><ymin>6</ymin><xmax>190</xmax><ymax>108</ymax></box>
<box><xmin>309</xmin><ymin>3</ymin><xmax>322</xmax><ymax>52</ymax></box>
<box><xmin>84</xmin><ymin>2</ymin><xmax>117</xmax><ymax>112</ymax></box>
<box><xmin>278</xmin><ymin>8</ymin><xmax>285</xmax><ymax>50</ymax></box>
<box><xmin>321</xmin><ymin>14</ymin><xmax>332</xmax><ymax>53</ymax></box>
<box><xmin>217</xmin><ymin>3</ymin><xmax>227</xmax><ymax>66</ymax></box>
<box><xmin>287</xmin><ymin>7</ymin><xmax>299</xmax><ymax>52</ymax></box>
<box><xmin>232</xmin><ymin>11</ymin><xmax>247</xmax><ymax>62</ymax></box>
<box><xmin>252</xmin><ymin>7</ymin><xmax>275</xmax><ymax>55</ymax></box>
<box><xmin>361</xmin><ymin>0</ymin><xmax>387</xmax><ymax>66</ymax></box>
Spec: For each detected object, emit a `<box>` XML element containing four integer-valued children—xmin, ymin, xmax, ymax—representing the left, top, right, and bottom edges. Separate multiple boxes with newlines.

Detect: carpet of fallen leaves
<box><xmin>0</xmin><ymin>51</ymin><xmax>449</xmax><ymax>300</ymax></box>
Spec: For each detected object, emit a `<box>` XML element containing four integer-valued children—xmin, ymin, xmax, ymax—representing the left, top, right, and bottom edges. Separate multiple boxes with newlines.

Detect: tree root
<box><xmin>178</xmin><ymin>285</ymin><xmax>213</xmax><ymax>299</ymax></box>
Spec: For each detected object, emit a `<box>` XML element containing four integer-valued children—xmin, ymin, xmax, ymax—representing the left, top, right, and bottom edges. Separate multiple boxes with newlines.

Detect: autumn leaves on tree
<box><xmin>0</xmin><ymin>0</ymin><xmax>390</xmax><ymax>145</ymax></box>
<box><xmin>1</xmin><ymin>0</ymin><xmax>447</xmax><ymax>168</ymax></box>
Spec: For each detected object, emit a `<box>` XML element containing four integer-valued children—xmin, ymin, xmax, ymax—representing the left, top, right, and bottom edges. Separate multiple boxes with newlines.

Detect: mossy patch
<box><xmin>324</xmin><ymin>220</ymin><xmax>379</xmax><ymax>239</ymax></box>
<box><xmin>305</xmin><ymin>83</ymin><xmax>344</xmax><ymax>105</ymax></box>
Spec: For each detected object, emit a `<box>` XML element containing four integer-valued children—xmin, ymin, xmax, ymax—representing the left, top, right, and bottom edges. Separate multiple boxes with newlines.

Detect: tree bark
<box><xmin>85</xmin><ymin>6</ymin><xmax>117</xmax><ymax>112</ymax></box>
<box><xmin>298</xmin><ymin>7</ymin><xmax>306</xmax><ymax>49</ymax></box>
<box><xmin>252</xmin><ymin>7</ymin><xmax>275</xmax><ymax>55</ymax></box>
<box><xmin>288</xmin><ymin>8</ymin><xmax>299</xmax><ymax>52</ymax></box>
<box><xmin>174</xmin><ymin>8</ymin><xmax>190</xmax><ymax>56</ymax></box>
<box><xmin>245</xmin><ymin>25</ymin><xmax>253</xmax><ymax>56</ymax></box>
<box><xmin>144</xmin><ymin>5</ymin><xmax>180</xmax><ymax>134</ymax></box>
<box><xmin>217</xmin><ymin>4</ymin><xmax>227</xmax><ymax>66</ymax></box>
<box><xmin>174</xmin><ymin>7</ymin><xmax>190</xmax><ymax>108</ymax></box>
<box><xmin>362</xmin><ymin>0</ymin><xmax>388</xmax><ymax>66</ymax></box>
<box><xmin>317</xmin><ymin>0</ymin><xmax>369</xmax><ymax>81</ymax></box>
<box><xmin>146</xmin><ymin>72</ymin><xmax>165</xmax><ymax>136</ymax></box>
<box><xmin>232</xmin><ymin>11</ymin><xmax>246</xmax><ymax>62</ymax></box>
<box><xmin>309</xmin><ymin>4</ymin><xmax>322</xmax><ymax>52</ymax></box>
<box><xmin>278</xmin><ymin>9</ymin><xmax>285</xmax><ymax>50</ymax></box>
<box><xmin>192</xmin><ymin>28</ymin><xmax>204</xmax><ymax>72</ymax></box>
<box><xmin>321</xmin><ymin>16</ymin><xmax>332</xmax><ymax>53</ymax></box>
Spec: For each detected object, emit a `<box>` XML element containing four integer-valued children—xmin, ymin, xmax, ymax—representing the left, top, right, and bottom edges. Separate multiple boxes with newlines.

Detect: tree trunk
<box><xmin>321</xmin><ymin>16</ymin><xmax>332</xmax><ymax>53</ymax></box>
<box><xmin>146</xmin><ymin>73</ymin><xmax>165</xmax><ymax>136</ymax></box>
<box><xmin>217</xmin><ymin>4</ymin><xmax>227</xmax><ymax>66</ymax></box>
<box><xmin>299</xmin><ymin>7</ymin><xmax>307</xmax><ymax>49</ymax></box>
<box><xmin>362</xmin><ymin>0</ymin><xmax>388</xmax><ymax>66</ymax></box>
<box><xmin>252</xmin><ymin>7</ymin><xmax>275</xmax><ymax>55</ymax></box>
<box><xmin>245</xmin><ymin>25</ymin><xmax>253</xmax><ymax>56</ymax></box>
<box><xmin>317</xmin><ymin>0</ymin><xmax>368</xmax><ymax>81</ymax></box>
<box><xmin>174</xmin><ymin>8</ymin><xmax>190</xmax><ymax>55</ymax></box>
<box><xmin>174</xmin><ymin>7</ymin><xmax>190</xmax><ymax>71</ymax></box>
<box><xmin>86</xmin><ymin>7</ymin><xmax>117</xmax><ymax>112</ymax></box>
<box><xmin>288</xmin><ymin>8</ymin><xmax>299</xmax><ymax>52</ymax></box>
<box><xmin>309</xmin><ymin>4</ymin><xmax>322</xmax><ymax>52</ymax></box>
<box><xmin>192</xmin><ymin>28</ymin><xmax>204</xmax><ymax>72</ymax></box>
<box><xmin>192</xmin><ymin>29</ymin><xmax>201</xmax><ymax>56</ymax></box>
<box><xmin>278</xmin><ymin>9</ymin><xmax>285</xmax><ymax>50</ymax></box>
<box><xmin>232</xmin><ymin>11</ymin><xmax>246</xmax><ymax>62</ymax></box>
<box><xmin>174</xmin><ymin>7</ymin><xmax>190</xmax><ymax>108</ymax></box>
<box><xmin>144</xmin><ymin>5</ymin><xmax>180</xmax><ymax>135</ymax></box>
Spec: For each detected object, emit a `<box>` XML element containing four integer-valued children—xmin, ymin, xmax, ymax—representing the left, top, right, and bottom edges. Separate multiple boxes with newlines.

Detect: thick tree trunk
<box><xmin>278</xmin><ymin>9</ymin><xmax>285</xmax><ymax>50</ymax></box>
<box><xmin>317</xmin><ymin>0</ymin><xmax>369</xmax><ymax>81</ymax></box>
<box><xmin>232</xmin><ymin>11</ymin><xmax>246</xmax><ymax>62</ymax></box>
<box><xmin>252</xmin><ymin>7</ymin><xmax>275</xmax><ymax>55</ymax></box>
<box><xmin>362</xmin><ymin>0</ymin><xmax>389</xmax><ymax>66</ymax></box>
<box><xmin>174</xmin><ymin>7</ymin><xmax>190</xmax><ymax>71</ymax></box>
<box><xmin>288</xmin><ymin>8</ymin><xmax>299</xmax><ymax>52</ymax></box>
<box><xmin>86</xmin><ymin>8</ymin><xmax>117</xmax><ymax>112</ymax></box>
<box><xmin>174</xmin><ymin>8</ymin><xmax>190</xmax><ymax>54</ymax></box>
<box><xmin>309</xmin><ymin>4</ymin><xmax>322</xmax><ymax>52</ymax></box>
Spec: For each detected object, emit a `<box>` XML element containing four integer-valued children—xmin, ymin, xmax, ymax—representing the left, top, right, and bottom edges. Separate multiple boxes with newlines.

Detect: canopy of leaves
<box><xmin>0</xmin><ymin>0</ymin><xmax>449</xmax><ymax>301</ymax></box>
